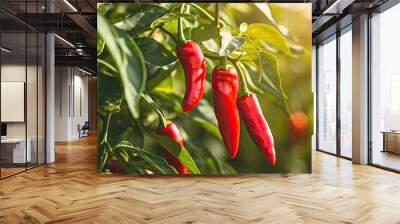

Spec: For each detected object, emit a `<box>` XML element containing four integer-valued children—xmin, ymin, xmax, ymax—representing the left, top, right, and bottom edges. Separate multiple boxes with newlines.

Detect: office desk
<box><xmin>382</xmin><ymin>131</ymin><xmax>400</xmax><ymax>154</ymax></box>
<box><xmin>1</xmin><ymin>138</ymin><xmax>31</xmax><ymax>163</ymax></box>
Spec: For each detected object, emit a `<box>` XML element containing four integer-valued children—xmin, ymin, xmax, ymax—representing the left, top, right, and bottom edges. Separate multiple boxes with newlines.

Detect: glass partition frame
<box><xmin>0</xmin><ymin>0</ymin><xmax>47</xmax><ymax>179</ymax></box>
<box><xmin>315</xmin><ymin>25</ymin><xmax>353</xmax><ymax>160</ymax></box>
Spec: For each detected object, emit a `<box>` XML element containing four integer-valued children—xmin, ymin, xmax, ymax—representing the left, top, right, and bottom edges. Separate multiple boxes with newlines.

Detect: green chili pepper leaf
<box><xmin>237</xmin><ymin>62</ymin><xmax>265</xmax><ymax>95</ymax></box>
<box><xmin>114</xmin><ymin>141</ymin><xmax>178</xmax><ymax>174</ymax></box>
<box><xmin>97</xmin><ymin>144</ymin><xmax>109</xmax><ymax>173</ymax></box>
<box><xmin>189</xmin><ymin>24</ymin><xmax>219</xmax><ymax>43</ymax></box>
<box><xmin>187</xmin><ymin>116</ymin><xmax>222</xmax><ymax>141</ymax></box>
<box><xmin>141</xmin><ymin>93</ymin><xmax>168</xmax><ymax>127</ymax></box>
<box><xmin>151</xmin><ymin>13</ymin><xmax>195</xmax><ymax>29</ymax></box>
<box><xmin>107</xmin><ymin>102</ymin><xmax>144</xmax><ymax>149</ymax></box>
<box><xmin>113</xmin><ymin>4</ymin><xmax>168</xmax><ymax>35</ymax></box>
<box><xmin>97</xmin><ymin>36</ymin><xmax>105</xmax><ymax>56</ymax></box>
<box><xmin>136</xmin><ymin>37</ymin><xmax>177</xmax><ymax>67</ymax></box>
<box><xmin>97</xmin><ymin>72</ymin><xmax>122</xmax><ymax>116</ymax></box>
<box><xmin>218</xmin><ymin>27</ymin><xmax>245</xmax><ymax>56</ymax></box>
<box><xmin>258</xmin><ymin>51</ymin><xmax>288</xmax><ymax>100</ymax></box>
<box><xmin>98</xmin><ymin>14</ymin><xmax>147</xmax><ymax>119</ymax></box>
<box><xmin>148</xmin><ymin>133</ymin><xmax>201</xmax><ymax>174</ymax></box>
<box><xmin>245</xmin><ymin>23</ymin><xmax>292</xmax><ymax>56</ymax></box>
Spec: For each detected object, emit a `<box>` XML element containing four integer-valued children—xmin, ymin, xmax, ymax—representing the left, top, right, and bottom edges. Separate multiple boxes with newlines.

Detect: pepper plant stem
<box><xmin>178</xmin><ymin>3</ymin><xmax>186</xmax><ymax>44</ymax></box>
<box><xmin>203</xmin><ymin>51</ymin><xmax>221</xmax><ymax>60</ymax></box>
<box><xmin>215</xmin><ymin>3</ymin><xmax>220</xmax><ymax>29</ymax></box>
<box><xmin>220</xmin><ymin>56</ymin><xmax>228</xmax><ymax>70</ymax></box>
<box><xmin>214</xmin><ymin>3</ymin><xmax>222</xmax><ymax>49</ymax></box>
<box><xmin>190</xmin><ymin>3</ymin><xmax>226</xmax><ymax>27</ymax></box>
<box><xmin>232</xmin><ymin>61</ymin><xmax>250</xmax><ymax>96</ymax></box>
<box><xmin>157</xmin><ymin>26</ymin><xmax>179</xmax><ymax>45</ymax></box>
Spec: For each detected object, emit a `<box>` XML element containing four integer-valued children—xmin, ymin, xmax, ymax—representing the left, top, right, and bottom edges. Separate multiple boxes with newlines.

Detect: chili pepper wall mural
<box><xmin>97</xmin><ymin>3</ymin><xmax>312</xmax><ymax>174</ymax></box>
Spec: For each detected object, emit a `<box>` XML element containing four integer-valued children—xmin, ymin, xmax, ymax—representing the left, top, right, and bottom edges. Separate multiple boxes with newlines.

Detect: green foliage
<box><xmin>98</xmin><ymin>14</ymin><xmax>147</xmax><ymax>119</ymax></box>
<box><xmin>113</xmin><ymin>141</ymin><xmax>178</xmax><ymax>174</ymax></box>
<box><xmin>148</xmin><ymin>133</ymin><xmax>201</xmax><ymax>174</ymax></box>
<box><xmin>189</xmin><ymin>24</ymin><xmax>218</xmax><ymax>42</ymax></box>
<box><xmin>136</xmin><ymin>37</ymin><xmax>176</xmax><ymax>66</ymax></box>
<box><xmin>97</xmin><ymin>3</ymin><xmax>311</xmax><ymax>174</ymax></box>
<box><xmin>113</xmin><ymin>4</ymin><xmax>169</xmax><ymax>35</ymax></box>
<box><xmin>244</xmin><ymin>23</ymin><xmax>292</xmax><ymax>56</ymax></box>
<box><xmin>151</xmin><ymin>12</ymin><xmax>195</xmax><ymax>28</ymax></box>
<box><xmin>218</xmin><ymin>27</ymin><xmax>246</xmax><ymax>56</ymax></box>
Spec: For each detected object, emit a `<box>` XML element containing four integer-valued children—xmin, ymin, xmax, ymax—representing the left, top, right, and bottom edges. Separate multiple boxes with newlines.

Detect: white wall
<box><xmin>1</xmin><ymin>63</ymin><xmax>46</xmax><ymax>164</ymax></box>
<box><xmin>1</xmin><ymin>65</ymin><xmax>29</xmax><ymax>138</ymax></box>
<box><xmin>55</xmin><ymin>67</ymin><xmax>89</xmax><ymax>141</ymax></box>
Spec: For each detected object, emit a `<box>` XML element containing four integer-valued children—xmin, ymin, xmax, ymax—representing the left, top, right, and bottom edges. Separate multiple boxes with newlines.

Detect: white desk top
<box><xmin>1</xmin><ymin>138</ymin><xmax>27</xmax><ymax>143</ymax></box>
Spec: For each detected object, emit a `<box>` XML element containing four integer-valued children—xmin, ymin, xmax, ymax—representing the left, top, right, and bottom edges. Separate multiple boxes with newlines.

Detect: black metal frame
<box><xmin>336</xmin><ymin>27</ymin><xmax>341</xmax><ymax>158</ymax></box>
<box><xmin>0</xmin><ymin>0</ymin><xmax>47</xmax><ymax>180</ymax></box>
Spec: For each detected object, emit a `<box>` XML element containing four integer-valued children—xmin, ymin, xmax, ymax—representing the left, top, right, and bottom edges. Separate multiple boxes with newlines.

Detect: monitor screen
<box><xmin>1</xmin><ymin>123</ymin><xmax>7</xmax><ymax>137</ymax></box>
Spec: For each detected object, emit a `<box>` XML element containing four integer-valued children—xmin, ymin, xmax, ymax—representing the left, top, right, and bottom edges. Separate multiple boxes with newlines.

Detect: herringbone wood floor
<box><xmin>1</xmin><ymin>136</ymin><xmax>400</xmax><ymax>224</ymax></box>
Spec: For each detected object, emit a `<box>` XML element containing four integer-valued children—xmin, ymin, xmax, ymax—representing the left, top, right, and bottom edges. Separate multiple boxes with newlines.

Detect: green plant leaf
<box><xmin>111</xmin><ymin>149</ymin><xmax>145</xmax><ymax>174</ymax></box>
<box><xmin>97</xmin><ymin>144</ymin><xmax>109</xmax><ymax>173</ymax></box>
<box><xmin>189</xmin><ymin>24</ymin><xmax>218</xmax><ymax>42</ymax></box>
<box><xmin>151</xmin><ymin>91</ymin><xmax>182</xmax><ymax>113</ymax></box>
<box><xmin>149</xmin><ymin>133</ymin><xmax>201</xmax><ymax>174</ymax></box>
<box><xmin>222</xmin><ymin>36</ymin><xmax>245</xmax><ymax>56</ymax></box>
<box><xmin>258</xmin><ymin>51</ymin><xmax>288</xmax><ymax>99</ymax></box>
<box><xmin>136</xmin><ymin>37</ymin><xmax>176</xmax><ymax>67</ymax></box>
<box><xmin>186</xmin><ymin>115</ymin><xmax>222</xmax><ymax>141</ymax></box>
<box><xmin>245</xmin><ymin>23</ymin><xmax>292</xmax><ymax>56</ymax></box>
<box><xmin>146</xmin><ymin>66</ymin><xmax>174</xmax><ymax>91</ymax></box>
<box><xmin>237</xmin><ymin>62</ymin><xmax>265</xmax><ymax>95</ymax></box>
<box><xmin>218</xmin><ymin>27</ymin><xmax>245</xmax><ymax>56</ymax></box>
<box><xmin>114</xmin><ymin>4</ymin><xmax>168</xmax><ymax>35</ymax></box>
<box><xmin>185</xmin><ymin>138</ymin><xmax>221</xmax><ymax>174</ymax></box>
<box><xmin>141</xmin><ymin>93</ymin><xmax>167</xmax><ymax>127</ymax></box>
<box><xmin>151</xmin><ymin>13</ymin><xmax>195</xmax><ymax>28</ymax></box>
<box><xmin>97</xmin><ymin>73</ymin><xmax>122</xmax><ymax>116</ymax></box>
<box><xmin>97</xmin><ymin>3</ymin><xmax>112</xmax><ymax>16</ymax></box>
<box><xmin>98</xmin><ymin>14</ymin><xmax>147</xmax><ymax>119</ymax></box>
<box><xmin>98</xmin><ymin>58</ymin><xmax>118</xmax><ymax>77</ymax></box>
<box><xmin>201</xmin><ymin>39</ymin><xmax>219</xmax><ymax>53</ymax></box>
<box><xmin>108</xmin><ymin>103</ymin><xmax>144</xmax><ymax>149</ymax></box>
<box><xmin>104</xmin><ymin>4</ymin><xmax>141</xmax><ymax>24</ymax></box>
<box><xmin>191</xmin><ymin>98</ymin><xmax>212</xmax><ymax>120</ymax></box>
<box><xmin>97</xmin><ymin>36</ymin><xmax>105</xmax><ymax>56</ymax></box>
<box><xmin>114</xmin><ymin>141</ymin><xmax>178</xmax><ymax>174</ymax></box>
<box><xmin>239</xmin><ymin>48</ymin><xmax>285</xmax><ymax>100</ymax></box>
<box><xmin>219</xmin><ymin>161</ymin><xmax>237</xmax><ymax>174</ymax></box>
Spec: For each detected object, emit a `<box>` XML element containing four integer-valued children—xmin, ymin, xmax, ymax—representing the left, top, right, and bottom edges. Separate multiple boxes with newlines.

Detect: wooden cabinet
<box><xmin>382</xmin><ymin>132</ymin><xmax>400</xmax><ymax>154</ymax></box>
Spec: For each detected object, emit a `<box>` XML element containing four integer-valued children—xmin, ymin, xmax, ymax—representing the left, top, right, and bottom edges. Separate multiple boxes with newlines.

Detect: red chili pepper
<box><xmin>176</xmin><ymin>41</ymin><xmax>206</xmax><ymax>112</ymax></box>
<box><xmin>157</xmin><ymin>121</ymin><xmax>189</xmax><ymax>174</ymax></box>
<box><xmin>212</xmin><ymin>67</ymin><xmax>240</xmax><ymax>159</ymax></box>
<box><xmin>289</xmin><ymin>111</ymin><xmax>309</xmax><ymax>138</ymax></box>
<box><xmin>237</xmin><ymin>93</ymin><xmax>276</xmax><ymax>166</ymax></box>
<box><xmin>110</xmin><ymin>159</ymin><xmax>122</xmax><ymax>173</ymax></box>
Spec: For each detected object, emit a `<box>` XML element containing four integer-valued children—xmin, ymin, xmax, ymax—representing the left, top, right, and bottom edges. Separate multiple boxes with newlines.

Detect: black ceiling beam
<box><xmin>14</xmin><ymin>13</ymin><xmax>84</xmax><ymax>32</ymax></box>
<box><xmin>0</xmin><ymin>18</ymin><xmax>27</xmax><ymax>31</ymax></box>
<box><xmin>55</xmin><ymin>55</ymin><xmax>96</xmax><ymax>72</ymax></box>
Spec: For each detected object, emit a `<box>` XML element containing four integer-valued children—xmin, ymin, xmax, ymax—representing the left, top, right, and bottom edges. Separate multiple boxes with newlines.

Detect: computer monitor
<box><xmin>1</xmin><ymin>123</ymin><xmax>7</xmax><ymax>137</ymax></box>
